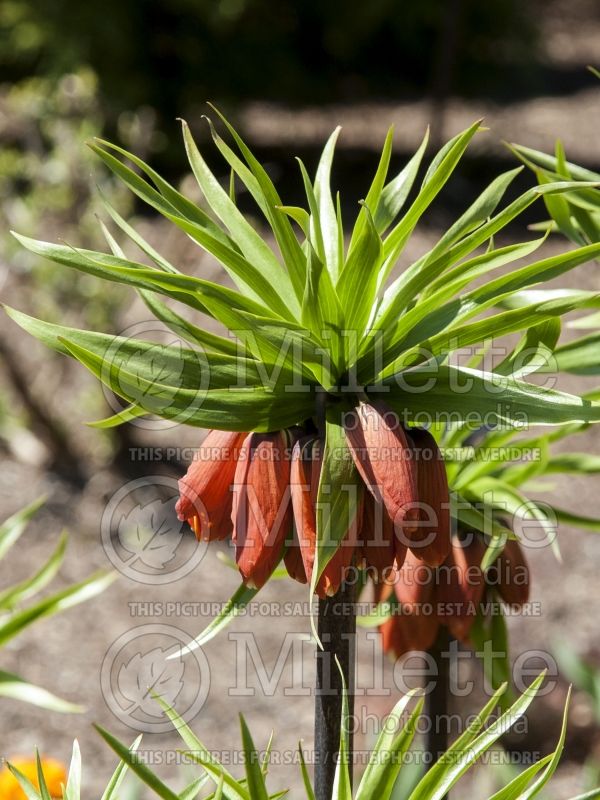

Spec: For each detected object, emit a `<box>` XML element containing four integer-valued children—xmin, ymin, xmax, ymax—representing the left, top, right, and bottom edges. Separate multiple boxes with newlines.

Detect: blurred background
<box><xmin>1</xmin><ymin>0</ymin><xmax>600</xmax><ymax>797</ymax></box>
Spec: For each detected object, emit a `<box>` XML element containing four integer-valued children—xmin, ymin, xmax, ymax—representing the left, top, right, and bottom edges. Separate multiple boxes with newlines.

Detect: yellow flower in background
<box><xmin>0</xmin><ymin>757</ymin><xmax>66</xmax><ymax>800</ymax></box>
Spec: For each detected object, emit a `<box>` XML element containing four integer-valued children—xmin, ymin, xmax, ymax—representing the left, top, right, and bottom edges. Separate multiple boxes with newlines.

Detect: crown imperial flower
<box><xmin>176</xmin><ymin>429</ymin><xmax>246</xmax><ymax>541</ymax></box>
<box><xmin>232</xmin><ymin>430</ymin><xmax>295</xmax><ymax>589</ymax></box>
<box><xmin>378</xmin><ymin>535</ymin><xmax>488</xmax><ymax>658</ymax></box>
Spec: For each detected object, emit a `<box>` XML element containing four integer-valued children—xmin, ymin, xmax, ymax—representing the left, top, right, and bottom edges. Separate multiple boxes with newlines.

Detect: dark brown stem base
<box><xmin>425</xmin><ymin>627</ymin><xmax>450</xmax><ymax>792</ymax></box>
<box><xmin>314</xmin><ymin>580</ymin><xmax>357</xmax><ymax>800</ymax></box>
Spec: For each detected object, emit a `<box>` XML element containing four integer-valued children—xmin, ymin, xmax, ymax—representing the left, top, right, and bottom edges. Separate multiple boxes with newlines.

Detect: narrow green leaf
<box><xmin>0</xmin><ymin>571</ymin><xmax>116</xmax><ymax>647</ymax></box>
<box><xmin>509</xmin><ymin>143</ymin><xmax>600</xmax><ymax>182</ymax></box>
<box><xmin>35</xmin><ymin>751</ymin><xmax>52</xmax><ymax>800</ymax></box>
<box><xmin>154</xmin><ymin>695</ymin><xmax>249</xmax><ymax>800</ymax></box>
<box><xmin>377</xmin><ymin>243</ymin><xmax>600</xmax><ymax>376</ymax></box>
<box><xmin>348</xmin><ymin>126</ymin><xmax>394</xmax><ymax>252</ymax></box>
<box><xmin>297</xmin><ymin>158</ymin><xmax>327</xmax><ymax>265</ymax></box>
<box><xmin>0</xmin><ymin>670</ymin><xmax>84</xmax><ymax>713</ymax></box>
<box><xmin>100</xmin><ymin>735</ymin><xmax>143</xmax><ymax>800</ymax></box>
<box><xmin>59</xmin><ymin>334</ymin><xmax>315</xmax><ymax>432</ymax></box>
<box><xmin>7</xmin><ymin>763</ymin><xmax>43</xmax><ymax>800</ymax></box>
<box><xmin>374</xmin><ymin>128</ymin><xmax>429</xmax><ymax>234</ymax></box>
<box><xmin>332</xmin><ymin>662</ymin><xmax>352</xmax><ymax>800</ymax></box>
<box><xmin>552</xmin><ymin>332</ymin><xmax>600</xmax><ymax>375</ymax></box>
<box><xmin>167</xmin><ymin>582</ymin><xmax>259</xmax><ymax>658</ymax></box>
<box><xmin>97</xmin><ymin>187</ymin><xmax>178</xmax><ymax>272</ymax></box>
<box><xmin>385</xmin><ymin>364</ymin><xmax>600</xmax><ymax>428</ymax></box>
<box><xmin>12</xmin><ymin>233</ymin><xmax>274</xmax><ymax>319</ymax></box>
<box><xmin>277</xmin><ymin>206</ymin><xmax>310</xmax><ymax>237</ymax></box>
<box><xmin>65</xmin><ymin>741</ymin><xmax>81</xmax><ymax>800</ymax></box>
<box><xmin>181</xmin><ymin>121</ymin><xmax>296</xmax><ymax>318</ymax></box>
<box><xmin>378</xmin><ymin>179</ymin><xmax>600</xmax><ymax>320</ymax></box>
<box><xmin>544</xmin><ymin>506</ymin><xmax>600</xmax><ymax>532</ymax></box>
<box><xmin>314</xmin><ymin>127</ymin><xmax>342</xmax><ymax>280</ymax></box>
<box><xmin>87</xmin><ymin>404</ymin><xmax>148</xmax><ymax>429</ymax></box>
<box><xmin>381</xmin><ymin>121</ymin><xmax>482</xmax><ymax>272</ymax></box>
<box><xmin>208</xmin><ymin>106</ymin><xmax>307</xmax><ymax>302</ymax></box>
<box><xmin>298</xmin><ymin>744</ymin><xmax>316</xmax><ymax>800</ymax></box>
<box><xmin>0</xmin><ymin>496</ymin><xmax>45</xmax><ymax>560</ymax></box>
<box><xmin>179</xmin><ymin>776</ymin><xmax>210</xmax><ymax>800</ymax></box>
<box><xmin>494</xmin><ymin>318</ymin><xmax>561</xmax><ymax>379</ymax></box>
<box><xmin>517</xmin><ymin>687</ymin><xmax>571</xmax><ymax>799</ymax></box>
<box><xmin>393</xmin><ymin>291</ymin><xmax>598</xmax><ymax>374</ymax></box>
<box><xmin>356</xmin><ymin>691</ymin><xmax>423</xmax><ymax>800</ymax></box>
<box><xmin>409</xmin><ymin>684</ymin><xmax>508</xmax><ymax>800</ymax></box>
<box><xmin>410</xmin><ymin>675</ymin><xmax>546</xmax><ymax>800</ymax></box>
<box><xmin>89</xmin><ymin>138</ymin><xmax>233</xmax><ymax>246</ymax></box>
<box><xmin>336</xmin><ymin>206</ymin><xmax>383</xmax><ymax>340</ymax></box>
<box><xmin>239</xmin><ymin>715</ymin><xmax>269</xmax><ymax>800</ymax></box>
<box><xmin>313</xmin><ymin>407</ymin><xmax>362</xmax><ymax>586</ymax></box>
<box><xmin>0</xmin><ymin>531</ymin><xmax>67</xmax><ymax>610</ymax></box>
<box><xmin>419</xmin><ymin>166</ymin><xmax>523</xmax><ymax>269</ymax></box>
<box><xmin>486</xmin><ymin>754</ymin><xmax>553</xmax><ymax>800</ymax></box>
<box><xmin>94</xmin><ymin>725</ymin><xmax>181</xmax><ymax>800</ymax></box>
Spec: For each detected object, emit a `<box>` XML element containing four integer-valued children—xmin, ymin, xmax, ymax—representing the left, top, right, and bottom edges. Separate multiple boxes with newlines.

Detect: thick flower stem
<box><xmin>425</xmin><ymin>627</ymin><xmax>450</xmax><ymax>787</ymax></box>
<box><xmin>314</xmin><ymin>579</ymin><xmax>357</xmax><ymax>800</ymax></box>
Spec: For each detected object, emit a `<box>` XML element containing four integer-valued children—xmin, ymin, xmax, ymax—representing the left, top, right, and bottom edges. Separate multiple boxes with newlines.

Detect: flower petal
<box><xmin>232</xmin><ymin>430</ymin><xmax>293</xmax><ymax>589</ymax></box>
<box><xmin>291</xmin><ymin>435</ymin><xmax>361</xmax><ymax>598</ymax></box>
<box><xmin>344</xmin><ymin>400</ymin><xmax>419</xmax><ymax>536</ymax></box>
<box><xmin>438</xmin><ymin>536</ymin><xmax>486</xmax><ymax>642</ymax></box>
<box><xmin>394</xmin><ymin>548</ymin><xmax>436</xmax><ymax>608</ymax></box>
<box><xmin>359</xmin><ymin>491</ymin><xmax>400</xmax><ymax>580</ymax></box>
<box><xmin>284</xmin><ymin>526</ymin><xmax>307</xmax><ymax>584</ymax></box>
<box><xmin>176</xmin><ymin>429</ymin><xmax>246</xmax><ymax>541</ymax></box>
<box><xmin>496</xmin><ymin>540</ymin><xmax>530</xmax><ymax>607</ymax></box>
<box><xmin>380</xmin><ymin>610</ymin><xmax>439</xmax><ymax>658</ymax></box>
<box><xmin>407</xmin><ymin>427</ymin><xmax>451</xmax><ymax>566</ymax></box>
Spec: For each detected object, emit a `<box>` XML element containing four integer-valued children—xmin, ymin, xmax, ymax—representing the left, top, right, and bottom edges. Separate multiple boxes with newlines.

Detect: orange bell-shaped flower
<box><xmin>359</xmin><ymin>491</ymin><xmax>399</xmax><ymax>580</ymax></box>
<box><xmin>232</xmin><ymin>430</ymin><xmax>293</xmax><ymax>589</ymax></box>
<box><xmin>377</xmin><ymin>558</ymin><xmax>439</xmax><ymax>657</ymax></box>
<box><xmin>407</xmin><ymin>427</ymin><xmax>451</xmax><ymax>566</ymax></box>
<box><xmin>437</xmin><ymin>535</ymin><xmax>486</xmax><ymax>642</ymax></box>
<box><xmin>176</xmin><ymin>429</ymin><xmax>246</xmax><ymax>541</ymax></box>
<box><xmin>344</xmin><ymin>400</ymin><xmax>419</xmax><ymax>557</ymax></box>
<box><xmin>496</xmin><ymin>539</ymin><xmax>530</xmax><ymax>607</ymax></box>
<box><xmin>290</xmin><ymin>436</ymin><xmax>361</xmax><ymax>598</ymax></box>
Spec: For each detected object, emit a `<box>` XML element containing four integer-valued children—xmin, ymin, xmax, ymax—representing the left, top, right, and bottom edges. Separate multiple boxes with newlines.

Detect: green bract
<box><xmin>6</xmin><ymin>113</ymin><xmax>600</xmax><ymax>431</ymax></box>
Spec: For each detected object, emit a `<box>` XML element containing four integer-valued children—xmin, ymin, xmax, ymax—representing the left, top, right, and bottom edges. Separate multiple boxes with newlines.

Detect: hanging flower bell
<box><xmin>177</xmin><ymin>400</ymin><xmax>453</xmax><ymax>595</ymax></box>
<box><xmin>377</xmin><ymin>535</ymin><xmax>530</xmax><ymax>658</ymax></box>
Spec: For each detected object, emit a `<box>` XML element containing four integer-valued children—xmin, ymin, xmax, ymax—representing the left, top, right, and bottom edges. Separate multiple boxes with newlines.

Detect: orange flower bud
<box><xmin>407</xmin><ymin>428</ymin><xmax>451</xmax><ymax>566</ymax></box>
<box><xmin>496</xmin><ymin>539</ymin><xmax>530</xmax><ymax>607</ymax></box>
<box><xmin>176</xmin><ymin>429</ymin><xmax>246</xmax><ymax>541</ymax></box>
<box><xmin>232</xmin><ymin>431</ymin><xmax>293</xmax><ymax>589</ymax></box>
<box><xmin>345</xmin><ymin>401</ymin><xmax>419</xmax><ymax>541</ymax></box>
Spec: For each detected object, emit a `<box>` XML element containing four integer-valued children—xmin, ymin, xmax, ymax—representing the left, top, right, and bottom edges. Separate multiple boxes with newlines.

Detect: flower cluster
<box><xmin>377</xmin><ymin>536</ymin><xmax>530</xmax><ymax>657</ymax></box>
<box><xmin>176</xmin><ymin>400</ymin><xmax>451</xmax><ymax>597</ymax></box>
